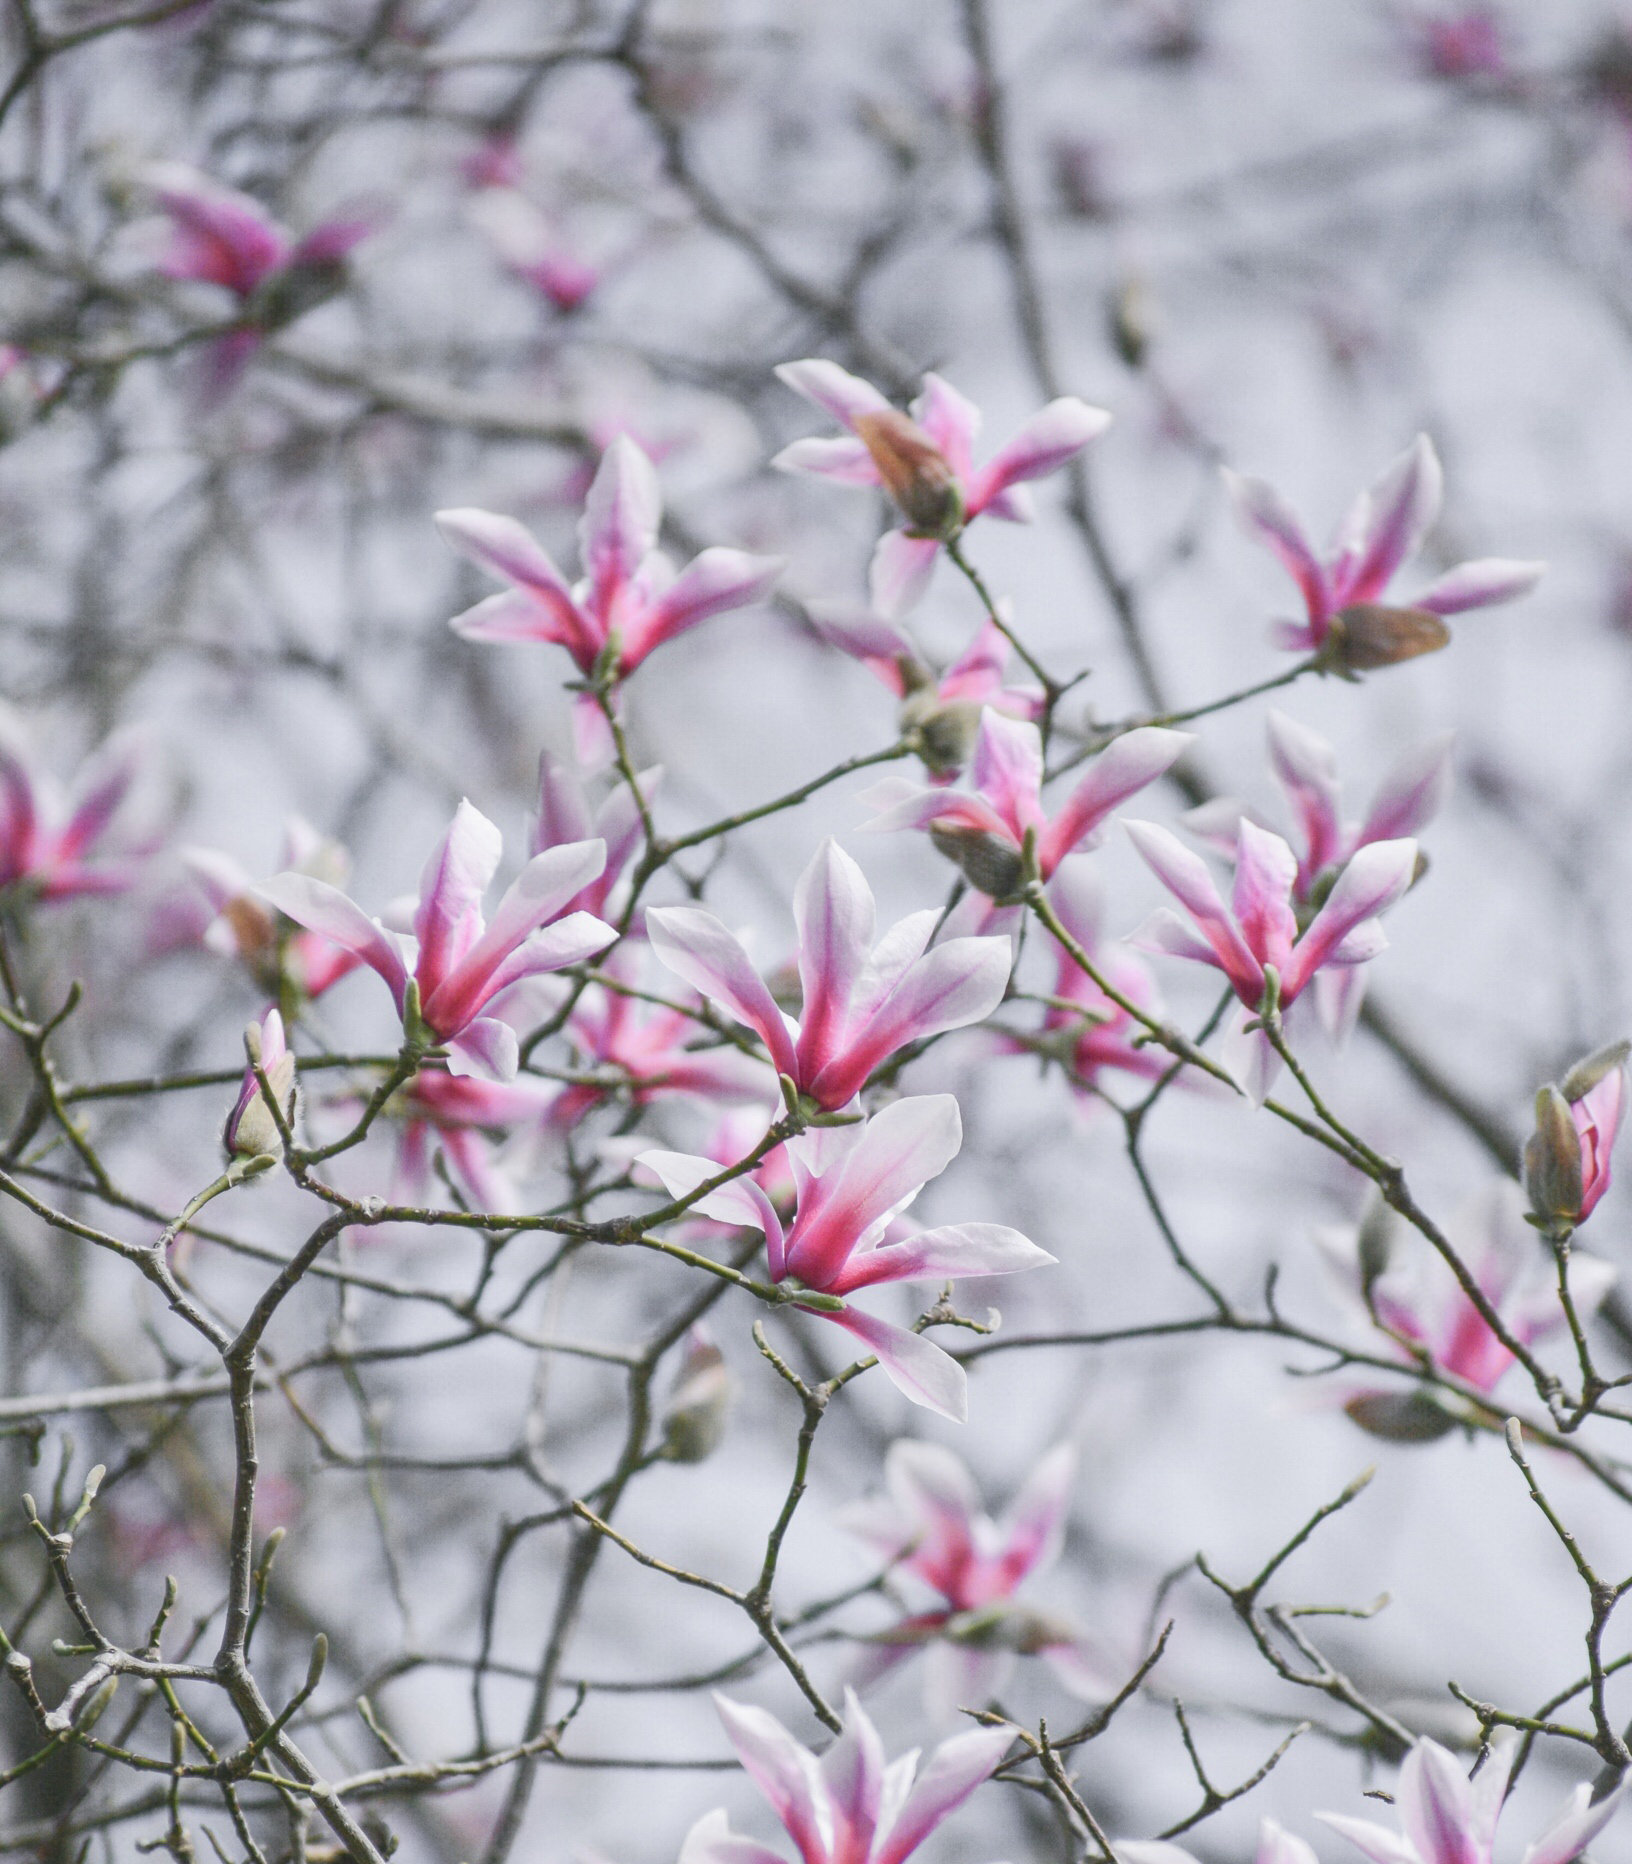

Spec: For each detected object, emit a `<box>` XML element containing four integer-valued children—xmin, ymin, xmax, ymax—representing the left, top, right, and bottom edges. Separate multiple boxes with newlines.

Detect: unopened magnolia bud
<box><xmin>660</xmin><ymin>1330</ymin><xmax>735</xmax><ymax>1463</ymax></box>
<box><xmin>1561</xmin><ymin>1039</ymin><xmax>1631</xmax><ymax>1104</ymax></box>
<box><xmin>928</xmin><ymin>822</ymin><xmax>1026</xmax><ymax>901</ymax></box>
<box><xmin>1324</xmin><ymin>604</ymin><xmax>1451</xmax><ymax>673</ymax></box>
<box><xmin>1355</xmin><ymin>1197</ymin><xmax>1398</xmax><ymax>1298</ymax></box>
<box><xmin>225</xmin><ymin>1016</ymin><xmax>297</xmax><ymax>1160</ymax></box>
<box><xmin>851</xmin><ymin>409</ymin><xmax>964</xmax><ymax>538</ymax></box>
<box><xmin>1108</xmin><ymin>276</ymin><xmax>1155</xmax><ymax>370</ymax></box>
<box><xmin>900</xmin><ymin>695</ymin><xmax>982</xmax><ymax>776</ymax></box>
<box><xmin>1344</xmin><ymin>1391</ymin><xmax>1458</xmax><ymax>1443</ymax></box>
<box><xmin>1524</xmin><ymin>1084</ymin><xmax>1584</xmax><ymax>1235</ymax></box>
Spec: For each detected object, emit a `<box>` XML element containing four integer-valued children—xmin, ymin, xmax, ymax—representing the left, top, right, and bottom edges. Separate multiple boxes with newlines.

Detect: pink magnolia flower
<box><xmin>224</xmin><ymin>1008</ymin><xmax>295</xmax><ymax>1162</ymax></box>
<box><xmin>0</xmin><ymin>725</ymin><xmax>154</xmax><ymax>903</ymax></box>
<box><xmin>467</xmin><ymin>187</ymin><xmax>599</xmax><ymax>312</ymax></box>
<box><xmin>436</xmin><ymin>438</ymin><xmax>783</xmax><ymax>766</ymax></box>
<box><xmin>639</xmin><ymin>1094</ymin><xmax>1054</xmax><ymax>1419</ymax></box>
<box><xmin>1125</xmin><ymin>816</ymin><xmax>1419</xmax><ymax>1102</ymax></box>
<box><xmin>840</xmin><ymin>1439</ymin><xmax>1115</xmax><ymax>1714</ymax></box>
<box><xmin>773</xmin><ymin>360</ymin><xmax>1111</xmax><ymax>617</ymax></box>
<box><xmin>1316</xmin><ymin>1180</ymin><xmax>1616</xmax><ymax>1440</ymax></box>
<box><xmin>862</xmin><ymin>711</ymin><xmax>1194</xmax><ymax>905</ymax></box>
<box><xmin>258</xmin><ymin>799</ymin><xmax>617</xmax><ymax>1081</ymax></box>
<box><xmin>807</xmin><ymin>602</ymin><xmax>1043</xmax><ymax>777</ymax></box>
<box><xmin>1319</xmin><ymin>1728</ymin><xmax>1628</xmax><ymax>1864</ymax></box>
<box><xmin>531</xmin><ymin>750</ymin><xmax>658</xmax><ymax>920</ymax></box>
<box><xmin>392</xmin><ymin>1068</ymin><xmax>563</xmax><ymax>1212</ymax></box>
<box><xmin>1184</xmin><ymin>710</ymin><xmax>1450</xmax><ymax>1040</ymax></box>
<box><xmin>644</xmin><ymin>838</ymin><xmax>1013</xmax><ymax>1115</ymax></box>
<box><xmin>682</xmin><ymin>1688</ymin><xmax>1013</xmax><ymax>1864</ymax></box>
<box><xmin>1224</xmin><ymin>435</ymin><xmax>1544</xmax><ymax>655</ymax></box>
<box><xmin>181</xmin><ymin>816</ymin><xmax>361</xmax><ymax>1000</ymax></box>
<box><xmin>1525</xmin><ymin>1044</ymin><xmax>1630</xmax><ymax>1236</ymax></box>
<box><xmin>1120</xmin><ymin>1819</ymin><xmax>1318</xmax><ymax>1864</ymax></box>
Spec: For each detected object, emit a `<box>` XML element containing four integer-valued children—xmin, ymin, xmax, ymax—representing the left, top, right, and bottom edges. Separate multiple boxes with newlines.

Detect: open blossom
<box><xmin>1126</xmin><ymin>816</ymin><xmax>1419</xmax><ymax>1102</ymax></box>
<box><xmin>774</xmin><ymin>360</ymin><xmax>1111</xmax><ymax>617</ymax></box>
<box><xmin>1225</xmin><ymin>434</ymin><xmax>1543</xmax><ymax>656</ymax></box>
<box><xmin>862</xmin><ymin>711</ymin><xmax>1193</xmax><ymax>907</ymax></box>
<box><xmin>1319</xmin><ymin>1729</ymin><xmax>1628</xmax><ymax>1864</ymax></box>
<box><xmin>639</xmin><ymin>1094</ymin><xmax>1055</xmax><ymax>1419</ymax></box>
<box><xmin>1184</xmin><ymin>711</ymin><xmax>1450</xmax><ymax>1040</ymax></box>
<box><xmin>0</xmin><ymin>725</ymin><xmax>154</xmax><ymax>903</ymax></box>
<box><xmin>1316</xmin><ymin>1181</ymin><xmax>1616</xmax><ymax>1440</ymax></box>
<box><xmin>1525</xmin><ymin>1043</ymin><xmax>1629</xmax><ymax>1236</ymax></box>
<box><xmin>435</xmin><ymin>438</ymin><xmax>783</xmax><ymax>766</ymax></box>
<box><xmin>840</xmin><ymin>1439</ymin><xmax>1115</xmax><ymax>1714</ymax></box>
<box><xmin>391</xmin><ymin>1069</ymin><xmax>562</xmax><ymax>1212</ymax></box>
<box><xmin>645</xmin><ymin>839</ymin><xmax>1012</xmax><ymax>1115</ymax></box>
<box><xmin>259</xmin><ymin>799</ymin><xmax>617</xmax><ymax>1081</ymax></box>
<box><xmin>681</xmin><ymin>1689</ymin><xmax>1013</xmax><ymax>1864</ymax></box>
<box><xmin>807</xmin><ymin>603</ymin><xmax>1042</xmax><ymax>777</ymax></box>
<box><xmin>181</xmin><ymin>816</ymin><xmax>361</xmax><ymax>1000</ymax></box>
<box><xmin>224</xmin><ymin>1009</ymin><xmax>296</xmax><ymax>1162</ymax></box>
<box><xmin>1120</xmin><ymin>1818</ymin><xmax>1318</xmax><ymax>1864</ymax></box>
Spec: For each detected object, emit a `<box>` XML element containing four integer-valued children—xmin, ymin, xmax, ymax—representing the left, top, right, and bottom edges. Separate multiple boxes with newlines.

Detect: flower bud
<box><xmin>851</xmin><ymin>409</ymin><xmax>964</xmax><ymax>538</ymax></box>
<box><xmin>1355</xmin><ymin>1196</ymin><xmax>1398</xmax><ymax>1300</ymax></box>
<box><xmin>659</xmin><ymin>1328</ymin><xmax>735</xmax><ymax>1463</ymax></box>
<box><xmin>1324</xmin><ymin>603</ymin><xmax>1451</xmax><ymax>672</ymax></box>
<box><xmin>1524</xmin><ymin>1084</ymin><xmax>1584</xmax><ymax>1237</ymax></box>
<box><xmin>1343</xmin><ymin>1391</ymin><xmax>1458</xmax><ymax>1443</ymax></box>
<box><xmin>225</xmin><ymin>1010</ymin><xmax>296</xmax><ymax>1161</ymax></box>
<box><xmin>1561</xmin><ymin>1039</ymin><xmax>1631</xmax><ymax>1105</ymax></box>
<box><xmin>900</xmin><ymin>692</ymin><xmax>982</xmax><ymax>776</ymax></box>
<box><xmin>928</xmin><ymin>821</ymin><xmax>1026</xmax><ymax>901</ymax></box>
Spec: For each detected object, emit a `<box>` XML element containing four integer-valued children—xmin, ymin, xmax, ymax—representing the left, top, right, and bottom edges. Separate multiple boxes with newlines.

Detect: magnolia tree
<box><xmin>4</xmin><ymin>4</ymin><xmax>1632</xmax><ymax>1864</ymax></box>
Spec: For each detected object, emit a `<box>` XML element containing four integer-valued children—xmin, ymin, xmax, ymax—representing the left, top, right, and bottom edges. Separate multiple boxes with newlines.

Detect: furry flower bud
<box><xmin>851</xmin><ymin>409</ymin><xmax>964</xmax><ymax>538</ymax></box>
<box><xmin>1525</xmin><ymin>1084</ymin><xmax>1585</xmax><ymax>1237</ymax></box>
<box><xmin>1326</xmin><ymin>603</ymin><xmax>1451</xmax><ymax>672</ymax></box>
<box><xmin>659</xmin><ymin>1328</ymin><xmax>735</xmax><ymax>1463</ymax></box>
<box><xmin>928</xmin><ymin>820</ymin><xmax>1027</xmax><ymax>901</ymax></box>
<box><xmin>225</xmin><ymin>1010</ymin><xmax>296</xmax><ymax>1161</ymax></box>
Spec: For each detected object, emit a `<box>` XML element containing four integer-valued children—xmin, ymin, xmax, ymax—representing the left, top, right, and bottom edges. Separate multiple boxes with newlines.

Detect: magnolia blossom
<box><xmin>1319</xmin><ymin>1729</ymin><xmax>1628</xmax><ymax>1864</ymax></box>
<box><xmin>774</xmin><ymin>360</ymin><xmax>1111</xmax><ymax>616</ymax></box>
<box><xmin>1119</xmin><ymin>1818</ymin><xmax>1318</xmax><ymax>1864</ymax></box>
<box><xmin>863</xmin><ymin>712</ymin><xmax>1193</xmax><ymax>908</ymax></box>
<box><xmin>0</xmin><ymin>726</ymin><xmax>154</xmax><ymax>902</ymax></box>
<box><xmin>181</xmin><ymin>816</ymin><xmax>361</xmax><ymax>999</ymax></box>
<box><xmin>639</xmin><ymin>1094</ymin><xmax>1054</xmax><ymax>1420</ymax></box>
<box><xmin>391</xmin><ymin>1068</ymin><xmax>562</xmax><ymax>1212</ymax></box>
<box><xmin>1224</xmin><ymin>434</ymin><xmax>1543</xmax><ymax>656</ymax></box>
<box><xmin>259</xmin><ymin>799</ymin><xmax>617</xmax><ymax>1081</ymax></box>
<box><xmin>681</xmin><ymin>1689</ymin><xmax>1013</xmax><ymax>1864</ymax></box>
<box><xmin>807</xmin><ymin>603</ymin><xmax>1042</xmax><ymax>777</ymax></box>
<box><xmin>1316</xmin><ymin>1181</ymin><xmax>1616</xmax><ymax>1440</ymax></box>
<box><xmin>840</xmin><ymin>1439</ymin><xmax>1115</xmax><ymax>1714</ymax></box>
<box><xmin>467</xmin><ymin>187</ymin><xmax>599</xmax><ymax>312</ymax></box>
<box><xmin>645</xmin><ymin>838</ymin><xmax>1012</xmax><ymax>1114</ymax></box>
<box><xmin>436</xmin><ymin>438</ymin><xmax>783</xmax><ymax>765</ymax></box>
<box><xmin>1126</xmin><ymin>816</ymin><xmax>1419</xmax><ymax>1102</ymax></box>
<box><xmin>531</xmin><ymin>750</ymin><xmax>658</xmax><ymax>920</ymax></box>
<box><xmin>223</xmin><ymin>1009</ymin><xmax>295</xmax><ymax>1161</ymax></box>
<box><xmin>1184</xmin><ymin>711</ymin><xmax>1450</xmax><ymax>1040</ymax></box>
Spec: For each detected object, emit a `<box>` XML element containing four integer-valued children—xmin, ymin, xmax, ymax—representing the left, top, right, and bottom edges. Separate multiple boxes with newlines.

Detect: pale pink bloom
<box><xmin>531</xmin><ymin>750</ymin><xmax>659</xmax><ymax>920</ymax></box>
<box><xmin>1184</xmin><ymin>711</ymin><xmax>1450</xmax><ymax>1041</ymax></box>
<box><xmin>224</xmin><ymin>1008</ymin><xmax>295</xmax><ymax>1161</ymax></box>
<box><xmin>1415</xmin><ymin>9</ymin><xmax>1507</xmax><ymax>80</ymax></box>
<box><xmin>774</xmin><ymin>360</ymin><xmax>1111</xmax><ymax>617</ymax></box>
<box><xmin>467</xmin><ymin>187</ymin><xmax>599</xmax><ymax>312</ymax></box>
<box><xmin>0</xmin><ymin>725</ymin><xmax>154</xmax><ymax>902</ymax></box>
<box><xmin>181</xmin><ymin>816</ymin><xmax>361</xmax><ymax>999</ymax></box>
<box><xmin>436</xmin><ymin>438</ymin><xmax>783</xmax><ymax>766</ymax></box>
<box><xmin>639</xmin><ymin>1094</ymin><xmax>1054</xmax><ymax>1419</ymax></box>
<box><xmin>1571</xmin><ymin>1062</ymin><xmax>1626</xmax><ymax>1225</ymax></box>
<box><xmin>1120</xmin><ymin>1819</ymin><xmax>1318</xmax><ymax>1864</ymax></box>
<box><xmin>548</xmin><ymin>947</ymin><xmax>777</xmax><ymax>1130</ymax></box>
<box><xmin>258</xmin><ymin>799</ymin><xmax>617</xmax><ymax>1082</ymax></box>
<box><xmin>862</xmin><ymin>711</ymin><xmax>1193</xmax><ymax>897</ymax></box>
<box><xmin>1319</xmin><ymin>1728</ymin><xmax>1628</xmax><ymax>1864</ymax></box>
<box><xmin>840</xmin><ymin>1439</ymin><xmax>1115</xmax><ymax>1713</ymax></box>
<box><xmin>393</xmin><ymin>1069</ymin><xmax>562</xmax><ymax>1212</ymax></box>
<box><xmin>1125</xmin><ymin>816</ymin><xmax>1419</xmax><ymax>1101</ymax></box>
<box><xmin>645</xmin><ymin>838</ymin><xmax>1012</xmax><ymax>1114</ymax></box>
<box><xmin>683</xmin><ymin>1688</ymin><xmax>1013</xmax><ymax>1864</ymax></box>
<box><xmin>1223</xmin><ymin>435</ymin><xmax>1544</xmax><ymax>654</ymax></box>
<box><xmin>1317</xmin><ymin>1181</ymin><xmax>1616</xmax><ymax>1434</ymax></box>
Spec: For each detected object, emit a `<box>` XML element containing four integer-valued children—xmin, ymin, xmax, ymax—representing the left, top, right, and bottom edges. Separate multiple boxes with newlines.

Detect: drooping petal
<box><xmin>1317</xmin><ymin>1814</ymin><xmax>1424</xmax><ymax>1864</ymax></box>
<box><xmin>792</xmin><ymin>839</ymin><xmax>877</xmax><ymax>1085</ymax></box>
<box><xmin>1520</xmin><ymin>1776</ymin><xmax>1631</xmax><ymax>1864</ymax></box>
<box><xmin>834</xmin><ymin>1222</ymin><xmax>1055</xmax><ymax>1294</ymax></box>
<box><xmin>435</xmin><ymin>508</ymin><xmax>582</xmax><ymax>612</ymax></box>
<box><xmin>1344</xmin><ymin>435</ymin><xmax>1444</xmax><ymax>604</ymax></box>
<box><xmin>827</xmin><ymin>1306</ymin><xmax>968</xmax><ymax>1421</ymax></box>
<box><xmin>443</xmin><ymin>1016</ymin><xmax>520</xmax><ymax>1082</ymax></box>
<box><xmin>636</xmin><ymin>1149</ymin><xmax>785</xmax><ymax>1258</ymax></box>
<box><xmin>678</xmin><ymin>1808</ymin><xmax>791</xmax><ymax>1864</ymax></box>
<box><xmin>412</xmin><ymin>799</ymin><xmax>504</xmax><ymax>1004</ymax></box>
<box><xmin>1360</xmin><ymin>734</ymin><xmax>1454</xmax><ymax>846</ymax></box>
<box><xmin>1282</xmin><ymin>837</ymin><xmax>1417</xmax><ymax>1002</ymax></box>
<box><xmin>256</xmin><ymin>874</ymin><xmax>410</xmax><ymax>1009</ymax></box>
<box><xmin>1124</xmin><ymin>820</ymin><xmax>1264</xmax><ymax>1003</ymax></box>
<box><xmin>712</xmin><ymin>1694</ymin><xmax>830</xmax><ymax>1864</ymax></box>
<box><xmin>967</xmin><ymin>397</ymin><xmax>1111</xmax><ymax>513</ymax></box>
<box><xmin>869</xmin><ymin>531</ymin><xmax>943</xmax><ymax>620</ymax></box>
<box><xmin>771</xmin><ymin>434</ymin><xmax>885</xmax><ymax>484</ymax></box>
<box><xmin>629</xmin><ymin>548</ymin><xmax>783</xmax><ymax>663</ymax></box>
<box><xmin>775</xmin><ymin>358</ymin><xmax>894</xmax><ymax>429</ymax></box>
<box><xmin>1412</xmin><ymin>557</ymin><xmax>1544</xmax><ymax>616</ymax></box>
<box><xmin>1314</xmin><ymin>964</ymin><xmax>1369</xmax><ymax>1045</ymax></box>
<box><xmin>1126</xmin><ymin>907</ymin><xmax>1224</xmax><ymax>970</ymax></box>
<box><xmin>644</xmin><ymin>906</ymin><xmax>799</xmax><ymax>1080</ymax></box>
<box><xmin>446</xmin><ymin>590</ymin><xmax>594</xmax><ymax>661</ymax></box>
<box><xmin>872</xmin><ymin>1722</ymin><xmax>1014</xmax><ymax>1864</ymax></box>
<box><xmin>1222</xmin><ymin>467</ymin><xmax>1331</xmax><ymax>624</ymax></box>
<box><xmin>805</xmin><ymin>599</ymin><xmax>916</xmax><ymax>674</ymax></box>
<box><xmin>1221</xmin><ymin>1003</ymin><xmax>1281</xmax><ymax>1107</ymax></box>
<box><xmin>1037</xmin><ymin>727</ymin><xmax>1194</xmax><ymax>874</ymax></box>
